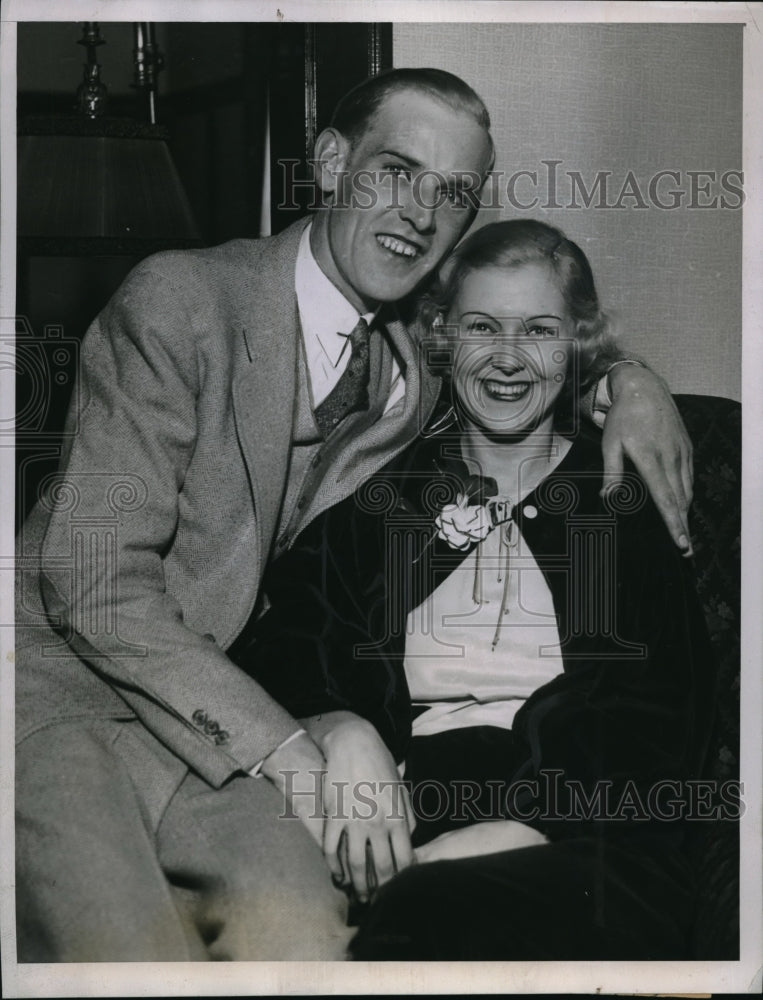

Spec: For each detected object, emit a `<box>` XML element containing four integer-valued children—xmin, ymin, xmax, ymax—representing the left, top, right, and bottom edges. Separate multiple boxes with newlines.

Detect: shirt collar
<box><xmin>295</xmin><ymin>221</ymin><xmax>377</xmax><ymax>367</ymax></box>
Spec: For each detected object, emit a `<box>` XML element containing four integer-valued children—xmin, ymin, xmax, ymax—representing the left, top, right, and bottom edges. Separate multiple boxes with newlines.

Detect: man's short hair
<box><xmin>330</xmin><ymin>67</ymin><xmax>493</xmax><ymax>157</ymax></box>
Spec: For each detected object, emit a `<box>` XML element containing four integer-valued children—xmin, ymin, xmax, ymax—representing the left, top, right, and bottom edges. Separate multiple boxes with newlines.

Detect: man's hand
<box><xmin>306</xmin><ymin>712</ymin><xmax>414</xmax><ymax>904</ymax></box>
<box><xmin>601</xmin><ymin>365</ymin><xmax>694</xmax><ymax>556</ymax></box>
<box><xmin>259</xmin><ymin>732</ymin><xmax>326</xmax><ymax>848</ymax></box>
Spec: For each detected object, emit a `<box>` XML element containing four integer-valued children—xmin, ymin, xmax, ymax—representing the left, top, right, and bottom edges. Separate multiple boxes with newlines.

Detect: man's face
<box><xmin>312</xmin><ymin>89</ymin><xmax>493</xmax><ymax>311</ymax></box>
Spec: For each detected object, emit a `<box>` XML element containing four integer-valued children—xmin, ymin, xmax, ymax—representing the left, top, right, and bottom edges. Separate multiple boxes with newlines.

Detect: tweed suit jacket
<box><xmin>15</xmin><ymin>216</ymin><xmax>441</xmax><ymax>788</ymax></box>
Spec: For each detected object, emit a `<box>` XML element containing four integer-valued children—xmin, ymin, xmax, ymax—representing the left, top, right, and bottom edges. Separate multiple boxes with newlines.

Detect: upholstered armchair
<box><xmin>673</xmin><ymin>394</ymin><xmax>741</xmax><ymax>959</ymax></box>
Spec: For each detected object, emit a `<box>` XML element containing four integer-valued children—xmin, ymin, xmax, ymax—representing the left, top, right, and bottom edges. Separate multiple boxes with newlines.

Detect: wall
<box><xmin>393</xmin><ymin>23</ymin><xmax>742</xmax><ymax>401</ymax></box>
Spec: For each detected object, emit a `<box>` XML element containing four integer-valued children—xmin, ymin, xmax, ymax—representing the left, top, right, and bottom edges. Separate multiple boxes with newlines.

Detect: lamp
<box><xmin>17</xmin><ymin>22</ymin><xmax>202</xmax><ymax>256</ymax></box>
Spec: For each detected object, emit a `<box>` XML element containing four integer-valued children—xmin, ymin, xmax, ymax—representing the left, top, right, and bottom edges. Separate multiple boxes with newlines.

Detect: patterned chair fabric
<box><xmin>673</xmin><ymin>394</ymin><xmax>741</xmax><ymax>959</ymax></box>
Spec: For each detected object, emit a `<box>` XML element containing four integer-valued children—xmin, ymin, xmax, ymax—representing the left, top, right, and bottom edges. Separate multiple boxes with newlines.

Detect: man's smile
<box><xmin>376</xmin><ymin>233</ymin><xmax>423</xmax><ymax>259</ymax></box>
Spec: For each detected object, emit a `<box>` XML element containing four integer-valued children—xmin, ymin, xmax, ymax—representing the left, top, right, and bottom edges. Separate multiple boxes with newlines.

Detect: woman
<box><xmin>228</xmin><ymin>220</ymin><xmax>716</xmax><ymax>959</ymax></box>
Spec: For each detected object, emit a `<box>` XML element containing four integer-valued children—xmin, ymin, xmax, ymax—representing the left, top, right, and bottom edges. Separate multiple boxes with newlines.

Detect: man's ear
<box><xmin>313</xmin><ymin>127</ymin><xmax>351</xmax><ymax>197</ymax></box>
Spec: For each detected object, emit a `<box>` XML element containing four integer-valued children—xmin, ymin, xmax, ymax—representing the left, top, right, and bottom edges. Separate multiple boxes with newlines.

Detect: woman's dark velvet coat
<box><xmin>229</xmin><ymin>414</ymin><xmax>716</xmax><ymax>840</ymax></box>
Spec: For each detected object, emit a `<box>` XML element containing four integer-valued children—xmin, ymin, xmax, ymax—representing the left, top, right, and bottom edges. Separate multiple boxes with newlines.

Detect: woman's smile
<box><xmin>482</xmin><ymin>376</ymin><xmax>534</xmax><ymax>401</ymax></box>
<box><xmin>481</xmin><ymin>358</ymin><xmax>536</xmax><ymax>401</ymax></box>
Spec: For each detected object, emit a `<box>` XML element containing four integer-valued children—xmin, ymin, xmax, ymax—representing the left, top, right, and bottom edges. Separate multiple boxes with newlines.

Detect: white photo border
<box><xmin>1</xmin><ymin>1</ymin><xmax>760</xmax><ymax>996</ymax></box>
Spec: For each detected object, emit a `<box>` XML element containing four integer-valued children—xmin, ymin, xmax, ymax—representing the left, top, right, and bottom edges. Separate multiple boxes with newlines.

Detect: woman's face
<box><xmin>447</xmin><ymin>261</ymin><xmax>573</xmax><ymax>437</ymax></box>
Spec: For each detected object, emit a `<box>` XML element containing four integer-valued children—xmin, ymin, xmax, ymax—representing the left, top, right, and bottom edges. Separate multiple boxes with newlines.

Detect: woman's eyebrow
<box><xmin>459</xmin><ymin>312</ymin><xmax>563</xmax><ymax>322</ymax></box>
<box><xmin>459</xmin><ymin>311</ymin><xmax>497</xmax><ymax>320</ymax></box>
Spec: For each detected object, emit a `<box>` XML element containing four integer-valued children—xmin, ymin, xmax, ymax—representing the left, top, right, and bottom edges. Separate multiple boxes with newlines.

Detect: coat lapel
<box><xmin>232</xmin><ymin>217</ymin><xmax>309</xmax><ymax>582</ymax></box>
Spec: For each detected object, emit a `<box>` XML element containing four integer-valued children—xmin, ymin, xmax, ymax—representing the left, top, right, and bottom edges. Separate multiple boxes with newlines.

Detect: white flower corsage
<box><xmin>435</xmin><ymin>494</ymin><xmax>514</xmax><ymax>551</ymax></box>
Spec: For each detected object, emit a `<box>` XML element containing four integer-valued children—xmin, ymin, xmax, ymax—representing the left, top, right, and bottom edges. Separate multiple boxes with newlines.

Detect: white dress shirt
<box><xmin>294</xmin><ymin>222</ymin><xmax>405</xmax><ymax>413</ymax></box>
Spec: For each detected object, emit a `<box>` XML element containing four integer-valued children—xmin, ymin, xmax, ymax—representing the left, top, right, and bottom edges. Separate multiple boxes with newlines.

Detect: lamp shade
<box><xmin>18</xmin><ymin>116</ymin><xmax>202</xmax><ymax>255</ymax></box>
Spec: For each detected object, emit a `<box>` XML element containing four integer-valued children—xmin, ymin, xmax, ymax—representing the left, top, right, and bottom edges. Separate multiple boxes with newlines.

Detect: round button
<box><xmin>297</xmin><ymin>497</ymin><xmax>306</xmax><ymax>510</ymax></box>
<box><xmin>523</xmin><ymin>504</ymin><xmax>538</xmax><ymax>519</ymax></box>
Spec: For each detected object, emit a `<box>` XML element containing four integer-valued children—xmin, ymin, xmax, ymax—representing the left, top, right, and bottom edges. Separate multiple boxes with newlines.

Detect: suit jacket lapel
<box><xmin>232</xmin><ymin>217</ymin><xmax>310</xmax><ymax>582</ymax></box>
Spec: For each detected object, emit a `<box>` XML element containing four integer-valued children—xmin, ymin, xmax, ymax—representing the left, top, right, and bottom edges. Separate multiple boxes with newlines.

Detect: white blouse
<box><xmin>404</xmin><ymin>517</ymin><xmax>565</xmax><ymax>736</ymax></box>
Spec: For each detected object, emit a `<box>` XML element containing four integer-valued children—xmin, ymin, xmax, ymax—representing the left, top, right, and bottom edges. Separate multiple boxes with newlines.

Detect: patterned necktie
<box><xmin>314</xmin><ymin>317</ymin><xmax>371</xmax><ymax>438</ymax></box>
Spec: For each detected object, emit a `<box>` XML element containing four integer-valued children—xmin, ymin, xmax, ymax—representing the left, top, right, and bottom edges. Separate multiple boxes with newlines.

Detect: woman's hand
<box><xmin>415</xmin><ymin>820</ymin><xmax>548</xmax><ymax>864</ymax></box>
<box><xmin>601</xmin><ymin>365</ymin><xmax>694</xmax><ymax>556</ymax></box>
<box><xmin>307</xmin><ymin>712</ymin><xmax>415</xmax><ymax>903</ymax></box>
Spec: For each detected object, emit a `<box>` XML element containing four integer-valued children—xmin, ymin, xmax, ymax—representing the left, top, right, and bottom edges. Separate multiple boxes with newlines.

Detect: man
<box><xmin>15</xmin><ymin>68</ymin><xmax>693</xmax><ymax>961</ymax></box>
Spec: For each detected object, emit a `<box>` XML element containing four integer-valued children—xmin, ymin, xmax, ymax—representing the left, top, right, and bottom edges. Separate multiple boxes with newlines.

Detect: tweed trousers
<box><xmin>16</xmin><ymin>718</ymin><xmax>352</xmax><ymax>961</ymax></box>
